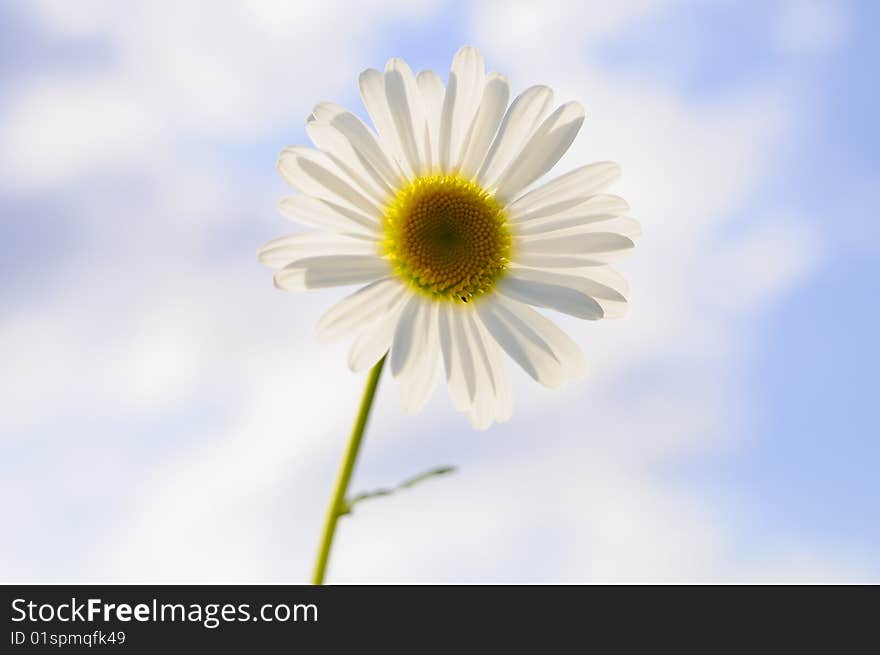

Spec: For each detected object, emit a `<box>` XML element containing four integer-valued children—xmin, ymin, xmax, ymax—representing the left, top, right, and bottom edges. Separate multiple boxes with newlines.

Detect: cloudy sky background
<box><xmin>2</xmin><ymin>0</ymin><xmax>878</xmax><ymax>582</ymax></box>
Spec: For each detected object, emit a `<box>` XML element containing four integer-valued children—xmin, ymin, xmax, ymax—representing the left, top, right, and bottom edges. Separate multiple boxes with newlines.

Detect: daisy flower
<box><xmin>260</xmin><ymin>46</ymin><xmax>639</xmax><ymax>430</ymax></box>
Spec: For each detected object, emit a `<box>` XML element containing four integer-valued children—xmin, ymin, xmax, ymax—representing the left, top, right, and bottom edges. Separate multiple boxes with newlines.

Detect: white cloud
<box><xmin>0</xmin><ymin>74</ymin><xmax>164</xmax><ymax>187</ymax></box>
<box><xmin>1</xmin><ymin>0</ymin><xmax>872</xmax><ymax>583</ymax></box>
<box><xmin>472</xmin><ymin>0</ymin><xmax>670</xmax><ymax>60</ymax></box>
<box><xmin>773</xmin><ymin>0</ymin><xmax>850</xmax><ymax>55</ymax></box>
<box><xmin>3</xmin><ymin>0</ymin><xmax>441</xmax><ymax>188</ymax></box>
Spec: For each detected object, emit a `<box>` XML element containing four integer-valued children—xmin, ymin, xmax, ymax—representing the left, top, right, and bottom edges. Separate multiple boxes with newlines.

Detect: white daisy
<box><xmin>260</xmin><ymin>46</ymin><xmax>639</xmax><ymax>429</ymax></box>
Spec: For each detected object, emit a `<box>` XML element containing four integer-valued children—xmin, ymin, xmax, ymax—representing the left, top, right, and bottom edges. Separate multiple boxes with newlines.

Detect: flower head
<box><xmin>259</xmin><ymin>46</ymin><xmax>640</xmax><ymax>428</ymax></box>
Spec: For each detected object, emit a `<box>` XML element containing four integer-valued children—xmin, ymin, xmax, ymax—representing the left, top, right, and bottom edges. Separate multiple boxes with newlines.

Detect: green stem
<box><xmin>311</xmin><ymin>354</ymin><xmax>387</xmax><ymax>585</ymax></box>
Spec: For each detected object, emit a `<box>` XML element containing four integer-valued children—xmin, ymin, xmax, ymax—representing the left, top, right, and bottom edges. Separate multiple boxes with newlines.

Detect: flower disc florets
<box><xmin>382</xmin><ymin>175</ymin><xmax>511</xmax><ymax>303</ymax></box>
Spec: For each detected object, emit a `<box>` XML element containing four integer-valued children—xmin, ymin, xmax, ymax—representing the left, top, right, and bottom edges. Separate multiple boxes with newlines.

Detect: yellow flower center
<box><xmin>381</xmin><ymin>175</ymin><xmax>511</xmax><ymax>303</ymax></box>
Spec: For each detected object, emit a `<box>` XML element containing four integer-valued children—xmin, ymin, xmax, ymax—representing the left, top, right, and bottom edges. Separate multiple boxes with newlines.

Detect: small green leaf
<box><xmin>397</xmin><ymin>466</ymin><xmax>456</xmax><ymax>489</ymax></box>
<box><xmin>343</xmin><ymin>465</ymin><xmax>457</xmax><ymax>516</ymax></box>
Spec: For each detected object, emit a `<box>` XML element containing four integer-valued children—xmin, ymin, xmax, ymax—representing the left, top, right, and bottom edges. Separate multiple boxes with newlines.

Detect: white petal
<box><xmin>390</xmin><ymin>294</ymin><xmax>425</xmax><ymax>377</ymax></box>
<box><xmin>476</xmin><ymin>296</ymin><xmax>565</xmax><ymax>388</ymax></box>
<box><xmin>579</xmin><ymin>279</ymin><xmax>628</xmax><ymax>319</ymax></box>
<box><xmin>605</xmin><ymin>216</ymin><xmax>642</xmax><ymax>240</ymax></box>
<box><xmin>468</xmin><ymin>314</ymin><xmax>514</xmax><ymax>423</ymax></box>
<box><xmin>272</xmin><ymin>267</ymin><xmax>305</xmax><ymax>291</ymax></box>
<box><xmin>577</xmin><ymin>265</ymin><xmax>630</xmax><ymax>297</ymax></box>
<box><xmin>462</xmin><ymin>312</ymin><xmax>500</xmax><ymax>429</ymax></box>
<box><xmin>258</xmin><ymin>232</ymin><xmax>376</xmax><ymax>269</ymax></box>
<box><xmin>439</xmin><ymin>45</ymin><xmax>485</xmax><ymax>172</ymax></box>
<box><xmin>515</xmin><ymin>215</ymin><xmax>641</xmax><ymax>243</ymax></box>
<box><xmin>315</xmin><ymin>278</ymin><xmax>406</xmax><ymax>343</ymax></box>
<box><xmin>436</xmin><ymin>305</ymin><xmax>457</xmax><ymax>408</ymax></box>
<box><xmin>503</xmin><ymin>267</ymin><xmax>628</xmax><ymax>319</ymax></box>
<box><xmin>359</xmin><ymin>68</ymin><xmax>410</xmax><ymax>177</ymax></box>
<box><xmin>438</xmin><ymin>304</ymin><xmax>475</xmax><ymax>410</ymax></box>
<box><xmin>451</xmin><ymin>308</ymin><xmax>478</xmax><ymax>402</ymax></box>
<box><xmin>306</xmin><ymin>121</ymin><xmax>392</xmax><ymax>205</ymax></box>
<box><xmin>275</xmin><ymin>254</ymin><xmax>389</xmax><ymax>291</ymax></box>
<box><xmin>466</xmin><ymin>406</ymin><xmax>490</xmax><ymax>429</ymax></box>
<box><xmin>520</xmin><ymin>215</ymin><xmax>641</xmax><ymax>242</ymax></box>
<box><xmin>527</xmin><ymin>264</ymin><xmax>630</xmax><ymax>299</ymax></box>
<box><xmin>492</xmin><ymin>101</ymin><xmax>585</xmax><ymax>203</ymax></box>
<box><xmin>506</xmin><ymin>298</ymin><xmax>588</xmax><ymax>379</ymax></box>
<box><xmin>348</xmin><ymin>292</ymin><xmax>410</xmax><ymax>372</ymax></box>
<box><xmin>385</xmin><ymin>58</ymin><xmax>429</xmax><ymax>177</ymax></box>
<box><xmin>417</xmin><ymin>71</ymin><xmax>445</xmax><ymax>172</ymax></box>
<box><xmin>478</xmin><ymin>317</ymin><xmax>514</xmax><ymax>422</ymax></box>
<box><xmin>496</xmin><ymin>271</ymin><xmax>605</xmax><ymax>320</ymax></box>
<box><xmin>514</xmin><ymin>253</ymin><xmax>607</xmax><ymax>268</ymax></box>
<box><xmin>511</xmin><ymin>193</ymin><xmax>629</xmax><ymax>232</ymax></box>
<box><xmin>278</xmin><ymin>195</ymin><xmax>378</xmax><ymax>236</ymax></box>
<box><xmin>476</xmin><ymin>85</ymin><xmax>554</xmax><ymax>188</ymax></box>
<box><xmin>516</xmin><ymin>232</ymin><xmax>635</xmax><ymax>263</ymax></box>
<box><xmin>277</xmin><ymin>146</ymin><xmax>381</xmax><ymax>217</ymax></box>
<box><xmin>463</xmin><ymin>311</ymin><xmax>497</xmax><ymax>397</ymax></box>
<box><xmin>458</xmin><ymin>73</ymin><xmax>510</xmax><ymax>180</ymax></box>
<box><xmin>399</xmin><ymin>303</ymin><xmax>440</xmax><ymax>414</ymax></box>
<box><xmin>307</xmin><ymin>103</ymin><xmax>336</xmax><ymax>123</ymax></box>
<box><xmin>505</xmin><ymin>161</ymin><xmax>622</xmax><ymax>218</ymax></box>
<box><xmin>466</xmin><ymin>382</ymin><xmax>493</xmax><ymax>430</ymax></box>
<box><xmin>308</xmin><ymin>102</ymin><xmax>402</xmax><ymax>188</ymax></box>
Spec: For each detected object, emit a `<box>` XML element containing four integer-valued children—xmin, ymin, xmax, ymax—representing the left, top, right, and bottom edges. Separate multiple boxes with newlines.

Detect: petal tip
<box><xmin>567</xmin><ymin>100</ymin><xmax>586</xmax><ymax>118</ymax></box>
<box><xmin>358</xmin><ymin>68</ymin><xmax>381</xmax><ymax>85</ymax></box>
<box><xmin>455</xmin><ymin>44</ymin><xmax>482</xmax><ymax>59</ymax></box>
<box><xmin>385</xmin><ymin>57</ymin><xmax>410</xmax><ymax>73</ymax></box>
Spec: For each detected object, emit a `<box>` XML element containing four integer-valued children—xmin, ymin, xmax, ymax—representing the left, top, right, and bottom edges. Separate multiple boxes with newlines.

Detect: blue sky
<box><xmin>1</xmin><ymin>0</ymin><xmax>878</xmax><ymax>582</ymax></box>
<box><xmin>643</xmin><ymin>1</ymin><xmax>880</xmax><ymax>556</ymax></box>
